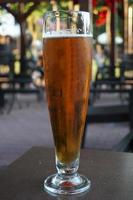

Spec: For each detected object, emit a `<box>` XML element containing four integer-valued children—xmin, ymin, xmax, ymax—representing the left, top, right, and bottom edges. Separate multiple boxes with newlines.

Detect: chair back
<box><xmin>121</xmin><ymin>54</ymin><xmax>133</xmax><ymax>80</ymax></box>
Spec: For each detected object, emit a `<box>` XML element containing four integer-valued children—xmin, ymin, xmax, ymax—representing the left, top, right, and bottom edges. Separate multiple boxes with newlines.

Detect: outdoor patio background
<box><xmin>0</xmin><ymin>92</ymin><xmax>129</xmax><ymax>167</ymax></box>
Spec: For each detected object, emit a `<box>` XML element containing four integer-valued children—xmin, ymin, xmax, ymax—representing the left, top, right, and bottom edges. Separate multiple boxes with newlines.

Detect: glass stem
<box><xmin>56</xmin><ymin>156</ymin><xmax>80</xmax><ymax>177</ymax></box>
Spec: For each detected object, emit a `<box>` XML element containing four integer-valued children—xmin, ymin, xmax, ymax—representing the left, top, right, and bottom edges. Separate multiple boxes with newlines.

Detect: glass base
<box><xmin>44</xmin><ymin>173</ymin><xmax>91</xmax><ymax>195</ymax></box>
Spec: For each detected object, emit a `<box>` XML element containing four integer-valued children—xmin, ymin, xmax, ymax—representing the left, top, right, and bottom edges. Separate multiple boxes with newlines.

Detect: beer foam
<box><xmin>43</xmin><ymin>31</ymin><xmax>92</xmax><ymax>38</ymax></box>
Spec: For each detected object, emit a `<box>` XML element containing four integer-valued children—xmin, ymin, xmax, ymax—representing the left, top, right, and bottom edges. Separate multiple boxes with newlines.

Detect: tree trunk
<box><xmin>20</xmin><ymin>22</ymin><xmax>27</xmax><ymax>76</ymax></box>
<box><xmin>110</xmin><ymin>0</ymin><xmax>115</xmax><ymax>78</ymax></box>
<box><xmin>19</xmin><ymin>2</ymin><xmax>26</xmax><ymax>76</ymax></box>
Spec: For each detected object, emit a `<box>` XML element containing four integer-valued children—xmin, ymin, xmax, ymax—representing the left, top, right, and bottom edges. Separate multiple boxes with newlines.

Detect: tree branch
<box><xmin>1</xmin><ymin>4</ymin><xmax>19</xmax><ymax>22</ymax></box>
<box><xmin>23</xmin><ymin>2</ymin><xmax>39</xmax><ymax>20</ymax></box>
<box><xmin>0</xmin><ymin>0</ymin><xmax>45</xmax><ymax>3</ymax></box>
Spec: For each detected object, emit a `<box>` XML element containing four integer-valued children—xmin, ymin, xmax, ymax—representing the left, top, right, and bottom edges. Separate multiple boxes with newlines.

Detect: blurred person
<box><xmin>5</xmin><ymin>35</ymin><xmax>16</xmax><ymax>52</ymax></box>
<box><xmin>32</xmin><ymin>39</ymin><xmax>42</xmax><ymax>62</ymax></box>
<box><xmin>0</xmin><ymin>35</ymin><xmax>14</xmax><ymax>55</ymax></box>
<box><xmin>5</xmin><ymin>35</ymin><xmax>11</xmax><ymax>46</ymax></box>
<box><xmin>94</xmin><ymin>43</ymin><xmax>106</xmax><ymax>69</ymax></box>
<box><xmin>0</xmin><ymin>35</ymin><xmax>15</xmax><ymax>76</ymax></box>
<box><xmin>31</xmin><ymin>52</ymin><xmax>44</xmax><ymax>88</ymax></box>
<box><xmin>25</xmin><ymin>31</ymin><xmax>36</xmax><ymax>75</ymax></box>
<box><xmin>94</xmin><ymin>43</ymin><xmax>110</xmax><ymax>81</ymax></box>
<box><xmin>0</xmin><ymin>35</ymin><xmax>7</xmax><ymax>49</ymax></box>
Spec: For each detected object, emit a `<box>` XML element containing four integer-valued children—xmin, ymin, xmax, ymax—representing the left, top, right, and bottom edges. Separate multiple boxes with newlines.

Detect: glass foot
<box><xmin>44</xmin><ymin>173</ymin><xmax>91</xmax><ymax>195</ymax></box>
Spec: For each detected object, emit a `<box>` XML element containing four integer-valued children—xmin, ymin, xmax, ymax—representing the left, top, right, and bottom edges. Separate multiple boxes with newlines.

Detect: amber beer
<box><xmin>43</xmin><ymin>36</ymin><xmax>92</xmax><ymax>164</ymax></box>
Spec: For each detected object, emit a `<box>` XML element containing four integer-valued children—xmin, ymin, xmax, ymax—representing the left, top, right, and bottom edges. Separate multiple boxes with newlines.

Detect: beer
<box><xmin>43</xmin><ymin>36</ymin><xmax>92</xmax><ymax>164</ymax></box>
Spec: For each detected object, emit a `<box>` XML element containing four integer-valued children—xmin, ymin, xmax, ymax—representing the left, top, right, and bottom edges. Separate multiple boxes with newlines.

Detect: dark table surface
<box><xmin>0</xmin><ymin>147</ymin><xmax>133</xmax><ymax>200</ymax></box>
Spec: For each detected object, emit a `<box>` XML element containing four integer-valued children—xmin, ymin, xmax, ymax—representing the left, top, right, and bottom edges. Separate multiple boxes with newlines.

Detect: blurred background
<box><xmin>0</xmin><ymin>0</ymin><xmax>133</xmax><ymax>167</ymax></box>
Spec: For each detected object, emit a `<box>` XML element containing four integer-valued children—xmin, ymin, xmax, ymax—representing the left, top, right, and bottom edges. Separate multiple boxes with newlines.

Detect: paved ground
<box><xmin>0</xmin><ymin>93</ymin><xmax>129</xmax><ymax>166</ymax></box>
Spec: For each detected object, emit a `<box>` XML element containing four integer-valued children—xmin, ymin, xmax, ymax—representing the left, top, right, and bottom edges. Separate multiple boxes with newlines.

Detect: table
<box><xmin>0</xmin><ymin>147</ymin><xmax>133</xmax><ymax>200</ymax></box>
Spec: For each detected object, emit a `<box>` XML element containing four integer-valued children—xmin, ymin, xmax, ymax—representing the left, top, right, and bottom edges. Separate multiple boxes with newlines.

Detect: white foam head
<box><xmin>43</xmin><ymin>31</ymin><xmax>92</xmax><ymax>38</ymax></box>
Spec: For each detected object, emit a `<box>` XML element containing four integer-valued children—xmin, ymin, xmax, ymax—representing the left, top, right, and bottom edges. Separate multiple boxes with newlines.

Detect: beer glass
<box><xmin>43</xmin><ymin>10</ymin><xmax>92</xmax><ymax>195</ymax></box>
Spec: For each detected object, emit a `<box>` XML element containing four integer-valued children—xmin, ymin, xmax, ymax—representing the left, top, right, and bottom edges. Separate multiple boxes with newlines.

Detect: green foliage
<box><xmin>129</xmin><ymin>0</ymin><xmax>133</xmax><ymax>4</ymax></box>
<box><xmin>29</xmin><ymin>2</ymin><xmax>49</xmax><ymax>17</ymax></box>
<box><xmin>6</xmin><ymin>3</ymin><xmax>18</xmax><ymax>12</ymax></box>
<box><xmin>93</xmin><ymin>24</ymin><xmax>105</xmax><ymax>39</ymax></box>
<box><xmin>0</xmin><ymin>7</ymin><xmax>5</xmax><ymax>14</ymax></box>
<box><xmin>59</xmin><ymin>0</ymin><xmax>70</xmax><ymax>10</ymax></box>
<box><xmin>0</xmin><ymin>2</ymin><xmax>48</xmax><ymax>16</ymax></box>
<box><xmin>24</xmin><ymin>2</ymin><xmax>34</xmax><ymax>13</ymax></box>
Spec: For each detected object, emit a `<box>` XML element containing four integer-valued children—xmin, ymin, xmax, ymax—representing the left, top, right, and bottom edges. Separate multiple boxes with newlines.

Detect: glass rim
<box><xmin>44</xmin><ymin>10</ymin><xmax>91</xmax><ymax>18</ymax></box>
<box><xmin>43</xmin><ymin>10</ymin><xmax>92</xmax><ymax>38</ymax></box>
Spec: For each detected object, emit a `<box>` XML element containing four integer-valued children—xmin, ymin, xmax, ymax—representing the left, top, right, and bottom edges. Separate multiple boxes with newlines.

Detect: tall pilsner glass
<box><xmin>43</xmin><ymin>10</ymin><xmax>92</xmax><ymax>195</ymax></box>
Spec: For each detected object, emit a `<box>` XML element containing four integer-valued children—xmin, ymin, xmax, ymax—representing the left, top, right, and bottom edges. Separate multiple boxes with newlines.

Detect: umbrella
<box><xmin>0</xmin><ymin>24</ymin><xmax>20</xmax><ymax>38</ymax></box>
<box><xmin>97</xmin><ymin>32</ymin><xmax>123</xmax><ymax>45</ymax></box>
<box><xmin>0</xmin><ymin>13</ymin><xmax>20</xmax><ymax>37</ymax></box>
